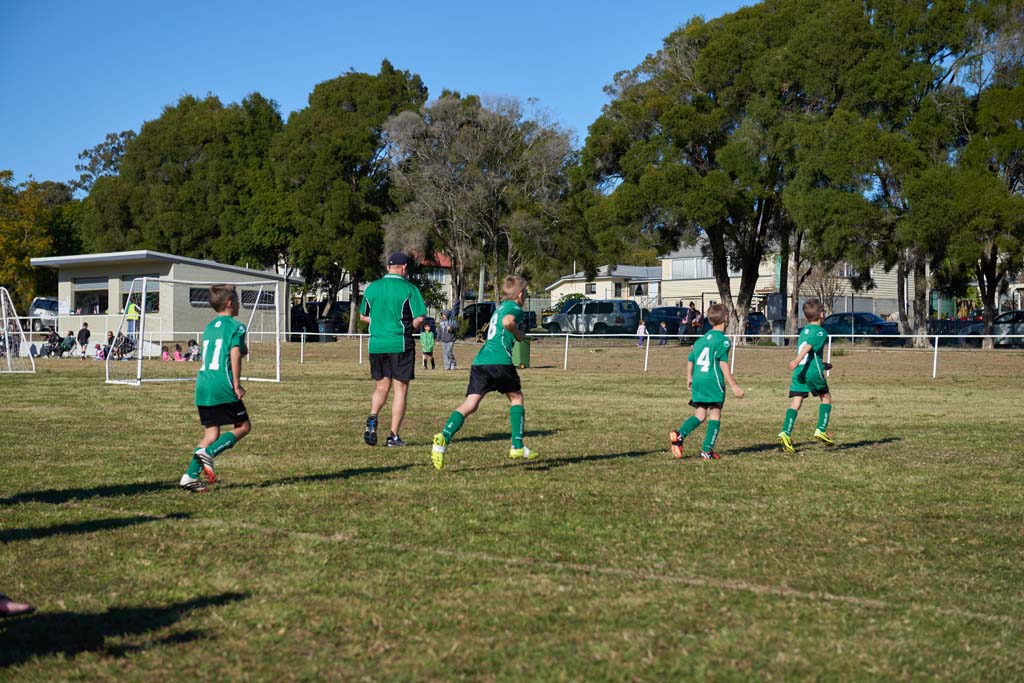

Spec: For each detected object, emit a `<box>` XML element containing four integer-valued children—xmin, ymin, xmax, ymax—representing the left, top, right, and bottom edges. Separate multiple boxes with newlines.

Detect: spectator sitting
<box><xmin>60</xmin><ymin>331</ymin><xmax>76</xmax><ymax>357</ymax></box>
<box><xmin>42</xmin><ymin>328</ymin><xmax>61</xmax><ymax>357</ymax></box>
<box><xmin>187</xmin><ymin>339</ymin><xmax>200</xmax><ymax>361</ymax></box>
<box><xmin>104</xmin><ymin>331</ymin><xmax>114</xmax><ymax>359</ymax></box>
<box><xmin>161</xmin><ymin>345</ymin><xmax>171</xmax><ymax>362</ymax></box>
<box><xmin>94</xmin><ymin>343</ymin><xmax>105</xmax><ymax>360</ymax></box>
<box><xmin>173</xmin><ymin>344</ymin><xmax>185</xmax><ymax>361</ymax></box>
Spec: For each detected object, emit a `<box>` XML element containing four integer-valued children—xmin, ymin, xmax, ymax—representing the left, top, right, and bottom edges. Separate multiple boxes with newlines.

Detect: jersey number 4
<box><xmin>199</xmin><ymin>338</ymin><xmax>224</xmax><ymax>371</ymax></box>
<box><xmin>696</xmin><ymin>347</ymin><xmax>711</xmax><ymax>373</ymax></box>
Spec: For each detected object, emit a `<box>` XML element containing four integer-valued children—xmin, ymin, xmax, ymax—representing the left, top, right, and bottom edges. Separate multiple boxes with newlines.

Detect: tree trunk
<box><xmin>786</xmin><ymin>229</ymin><xmax>804</xmax><ymax>337</ymax></box>
<box><xmin>910</xmin><ymin>253</ymin><xmax>929</xmax><ymax>348</ymax></box>
<box><xmin>706</xmin><ymin>225</ymin><xmax>736</xmax><ymax>328</ymax></box>
<box><xmin>347</xmin><ymin>276</ymin><xmax>360</xmax><ymax>335</ymax></box>
<box><xmin>896</xmin><ymin>249</ymin><xmax>910</xmax><ymax>336</ymax></box>
<box><xmin>976</xmin><ymin>245</ymin><xmax>1003</xmax><ymax>351</ymax></box>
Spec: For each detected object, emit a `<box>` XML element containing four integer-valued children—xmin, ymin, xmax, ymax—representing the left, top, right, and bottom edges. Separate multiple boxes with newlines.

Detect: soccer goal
<box><xmin>0</xmin><ymin>287</ymin><xmax>35</xmax><ymax>374</ymax></box>
<box><xmin>105</xmin><ymin>277</ymin><xmax>283</xmax><ymax>385</ymax></box>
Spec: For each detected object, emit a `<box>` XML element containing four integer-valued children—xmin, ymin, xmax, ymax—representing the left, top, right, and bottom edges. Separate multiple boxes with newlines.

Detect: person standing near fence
<box><xmin>360</xmin><ymin>253</ymin><xmax>427</xmax><ymax>448</ymax></box>
<box><xmin>437</xmin><ymin>310</ymin><xmax>457</xmax><ymax>370</ymax></box>
<box><xmin>125</xmin><ymin>299</ymin><xmax>140</xmax><ymax>344</ymax></box>
<box><xmin>637</xmin><ymin>320</ymin><xmax>647</xmax><ymax>347</ymax></box>
<box><xmin>76</xmin><ymin>322</ymin><xmax>91</xmax><ymax>360</ymax></box>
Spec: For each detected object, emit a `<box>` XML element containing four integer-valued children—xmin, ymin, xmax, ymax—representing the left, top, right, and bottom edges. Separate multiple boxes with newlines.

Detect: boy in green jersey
<box><xmin>179</xmin><ymin>284</ymin><xmax>252</xmax><ymax>492</ymax></box>
<box><xmin>670</xmin><ymin>303</ymin><xmax>744</xmax><ymax>460</ymax></box>
<box><xmin>431</xmin><ymin>276</ymin><xmax>536</xmax><ymax>469</ymax></box>
<box><xmin>420</xmin><ymin>322</ymin><xmax>436</xmax><ymax>370</ymax></box>
<box><xmin>778</xmin><ymin>298</ymin><xmax>835</xmax><ymax>453</ymax></box>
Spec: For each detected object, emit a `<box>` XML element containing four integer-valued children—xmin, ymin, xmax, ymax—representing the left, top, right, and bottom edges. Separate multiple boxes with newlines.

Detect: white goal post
<box><xmin>105</xmin><ymin>277</ymin><xmax>283</xmax><ymax>385</ymax></box>
<box><xmin>0</xmin><ymin>287</ymin><xmax>35</xmax><ymax>374</ymax></box>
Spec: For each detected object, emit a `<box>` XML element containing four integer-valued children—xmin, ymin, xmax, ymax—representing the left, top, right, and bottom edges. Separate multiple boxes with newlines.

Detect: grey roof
<box><xmin>544</xmin><ymin>264</ymin><xmax>662</xmax><ymax>292</ymax></box>
<box><xmin>31</xmin><ymin>250</ymin><xmax>302</xmax><ymax>284</ymax></box>
<box><xmin>659</xmin><ymin>242</ymin><xmax>707</xmax><ymax>259</ymax></box>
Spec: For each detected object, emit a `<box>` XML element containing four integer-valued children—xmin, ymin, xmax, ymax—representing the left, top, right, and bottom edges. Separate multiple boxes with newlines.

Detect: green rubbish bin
<box><xmin>512</xmin><ymin>338</ymin><xmax>531</xmax><ymax>368</ymax></box>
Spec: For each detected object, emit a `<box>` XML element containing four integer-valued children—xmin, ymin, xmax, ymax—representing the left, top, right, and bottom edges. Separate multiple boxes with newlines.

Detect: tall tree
<box><xmin>0</xmin><ymin>171</ymin><xmax>54</xmax><ymax>309</ymax></box>
<box><xmin>71</xmin><ymin>131</ymin><xmax>136</xmax><ymax>193</ymax></box>
<box><xmin>384</xmin><ymin>93</ymin><xmax>572</xmax><ymax>308</ymax></box>
<box><xmin>273</xmin><ymin>60</ymin><xmax>427</xmax><ymax>331</ymax></box>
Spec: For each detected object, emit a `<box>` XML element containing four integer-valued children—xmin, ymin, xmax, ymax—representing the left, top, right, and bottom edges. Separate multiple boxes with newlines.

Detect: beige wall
<box><xmin>660</xmin><ymin>258</ymin><xmax>776</xmax><ymax>306</ymax></box>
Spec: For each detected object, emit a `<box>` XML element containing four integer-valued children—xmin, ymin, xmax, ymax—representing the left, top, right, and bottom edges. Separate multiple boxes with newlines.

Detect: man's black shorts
<box><xmin>789</xmin><ymin>386</ymin><xmax>830</xmax><ymax>398</ymax></box>
<box><xmin>466</xmin><ymin>364</ymin><xmax>521</xmax><ymax>396</ymax></box>
<box><xmin>198</xmin><ymin>400</ymin><xmax>249</xmax><ymax>427</ymax></box>
<box><xmin>688</xmin><ymin>400</ymin><xmax>724</xmax><ymax>409</ymax></box>
<box><xmin>370</xmin><ymin>349</ymin><xmax>416</xmax><ymax>382</ymax></box>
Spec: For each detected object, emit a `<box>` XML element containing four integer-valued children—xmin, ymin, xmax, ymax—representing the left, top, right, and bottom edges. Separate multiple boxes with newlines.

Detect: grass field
<box><xmin>2</xmin><ymin>340</ymin><xmax>1023</xmax><ymax>682</ymax></box>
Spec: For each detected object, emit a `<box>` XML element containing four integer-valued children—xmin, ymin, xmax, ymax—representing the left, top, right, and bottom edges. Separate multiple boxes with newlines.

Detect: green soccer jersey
<box><xmin>421</xmin><ymin>330</ymin><xmax>435</xmax><ymax>353</ymax></box>
<box><xmin>195</xmin><ymin>315</ymin><xmax>247</xmax><ymax>407</ymax></box>
<box><xmin>791</xmin><ymin>323</ymin><xmax>829</xmax><ymax>391</ymax></box>
<box><xmin>688</xmin><ymin>329</ymin><xmax>731</xmax><ymax>403</ymax></box>
<box><xmin>360</xmin><ymin>274</ymin><xmax>428</xmax><ymax>354</ymax></box>
<box><xmin>472</xmin><ymin>300</ymin><xmax>523</xmax><ymax>366</ymax></box>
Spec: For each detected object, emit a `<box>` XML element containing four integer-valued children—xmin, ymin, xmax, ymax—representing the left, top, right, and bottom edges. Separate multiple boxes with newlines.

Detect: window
<box><xmin>566</xmin><ymin>302</ymin><xmax>583</xmax><ymax>315</ymax></box>
<box><xmin>614</xmin><ymin>283</ymin><xmax>622</xmax><ymax>297</ymax></box>
<box><xmin>241</xmin><ymin>289</ymin><xmax>275</xmax><ymax>310</ymax></box>
<box><xmin>74</xmin><ymin>291</ymin><xmax>108</xmax><ymax>315</ymax></box>
<box><xmin>123</xmin><ymin>292</ymin><xmax>160</xmax><ymax>313</ymax></box>
<box><xmin>585</xmin><ymin>283</ymin><xmax>596</xmax><ymax>295</ymax></box>
<box><xmin>189</xmin><ymin>288</ymin><xmax>211</xmax><ymax>308</ymax></box>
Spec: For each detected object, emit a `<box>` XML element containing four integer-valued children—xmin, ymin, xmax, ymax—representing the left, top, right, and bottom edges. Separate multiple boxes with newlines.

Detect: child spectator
<box><xmin>94</xmin><ymin>343</ymin><xmax>105</xmax><ymax>360</ymax></box>
<box><xmin>161</xmin><ymin>346</ymin><xmax>171</xmax><ymax>361</ymax></box>
<box><xmin>187</xmin><ymin>339</ymin><xmax>200</xmax><ymax>361</ymax></box>
<box><xmin>174</xmin><ymin>344</ymin><xmax>185</xmax><ymax>361</ymax></box>
<box><xmin>77</xmin><ymin>322</ymin><xmax>91</xmax><ymax>359</ymax></box>
<box><xmin>420</xmin><ymin>323</ymin><xmax>436</xmax><ymax>370</ymax></box>
<box><xmin>637</xmin><ymin>320</ymin><xmax>648</xmax><ymax>347</ymax></box>
<box><xmin>658</xmin><ymin>321</ymin><xmax>669</xmax><ymax>346</ymax></box>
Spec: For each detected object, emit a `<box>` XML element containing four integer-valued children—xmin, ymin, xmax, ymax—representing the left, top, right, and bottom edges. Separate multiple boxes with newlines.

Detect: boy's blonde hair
<box><xmin>706</xmin><ymin>303</ymin><xmax>729</xmax><ymax>327</ymax></box>
<box><xmin>501</xmin><ymin>275</ymin><xmax>528</xmax><ymax>300</ymax></box>
<box><xmin>209</xmin><ymin>284</ymin><xmax>239</xmax><ymax>313</ymax></box>
<box><xmin>803</xmin><ymin>298</ymin><xmax>824</xmax><ymax>321</ymax></box>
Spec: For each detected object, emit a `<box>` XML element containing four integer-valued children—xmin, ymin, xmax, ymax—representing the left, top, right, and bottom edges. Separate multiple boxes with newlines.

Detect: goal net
<box><xmin>0</xmin><ymin>287</ymin><xmax>35</xmax><ymax>374</ymax></box>
<box><xmin>105</xmin><ymin>277</ymin><xmax>283</xmax><ymax>385</ymax></box>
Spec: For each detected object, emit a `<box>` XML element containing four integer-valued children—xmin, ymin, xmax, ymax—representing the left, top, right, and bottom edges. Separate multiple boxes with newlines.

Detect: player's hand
<box><xmin>234</xmin><ymin>384</ymin><xmax>246</xmax><ymax>400</ymax></box>
<box><xmin>822</xmin><ymin>362</ymin><xmax>833</xmax><ymax>371</ymax></box>
<box><xmin>788</xmin><ymin>359</ymin><xmax>798</xmax><ymax>371</ymax></box>
<box><xmin>687</xmin><ymin>379</ymin><xmax>693</xmax><ymax>390</ymax></box>
<box><xmin>732</xmin><ymin>386</ymin><xmax>745</xmax><ymax>399</ymax></box>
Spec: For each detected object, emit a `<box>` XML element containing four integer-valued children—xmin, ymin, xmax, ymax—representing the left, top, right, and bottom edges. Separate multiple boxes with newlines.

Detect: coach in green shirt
<box><xmin>359</xmin><ymin>252</ymin><xmax>427</xmax><ymax>448</ymax></box>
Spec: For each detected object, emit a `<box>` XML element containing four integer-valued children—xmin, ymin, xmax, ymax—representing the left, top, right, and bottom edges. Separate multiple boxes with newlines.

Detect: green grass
<box><xmin>2</xmin><ymin>341</ymin><xmax>1023</xmax><ymax>682</ymax></box>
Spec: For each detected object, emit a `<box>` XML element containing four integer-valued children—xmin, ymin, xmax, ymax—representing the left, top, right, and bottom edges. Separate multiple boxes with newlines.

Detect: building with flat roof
<box><xmin>31</xmin><ymin>250</ymin><xmax>300</xmax><ymax>351</ymax></box>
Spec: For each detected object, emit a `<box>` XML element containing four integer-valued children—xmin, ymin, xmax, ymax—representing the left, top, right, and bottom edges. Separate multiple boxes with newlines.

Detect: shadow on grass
<box><xmin>457</xmin><ymin>429</ymin><xmax>558</xmax><ymax>444</ymax></box>
<box><xmin>522</xmin><ymin>449</ymin><xmax>659</xmax><ymax>471</ymax></box>
<box><xmin>728</xmin><ymin>436</ymin><xmax>900</xmax><ymax>456</ymax></box>
<box><xmin>0</xmin><ymin>592</ymin><xmax>248</xmax><ymax>668</ymax></box>
<box><xmin>1</xmin><ymin>513</ymin><xmax>190</xmax><ymax>543</ymax></box>
<box><xmin>0</xmin><ymin>481</ymin><xmax>173</xmax><ymax>506</ymax></box>
<box><xmin>243</xmin><ymin>463</ymin><xmax>421</xmax><ymax>489</ymax></box>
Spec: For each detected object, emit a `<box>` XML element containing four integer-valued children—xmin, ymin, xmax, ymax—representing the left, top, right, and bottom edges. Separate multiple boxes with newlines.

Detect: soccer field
<box><xmin>2</xmin><ymin>342</ymin><xmax>1023</xmax><ymax>681</ymax></box>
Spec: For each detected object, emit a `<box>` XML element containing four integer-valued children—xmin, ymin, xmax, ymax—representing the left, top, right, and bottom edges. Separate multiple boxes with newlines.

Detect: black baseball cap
<box><xmin>387</xmin><ymin>252</ymin><xmax>410</xmax><ymax>266</ymax></box>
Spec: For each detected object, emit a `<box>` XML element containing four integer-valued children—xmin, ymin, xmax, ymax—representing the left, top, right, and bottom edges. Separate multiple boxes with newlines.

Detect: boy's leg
<box><xmin>432</xmin><ymin>394</ymin><xmax>483</xmax><ymax>469</ymax></box>
<box><xmin>814</xmin><ymin>393</ymin><xmax>835</xmax><ymax>444</ymax></box>
<box><xmin>182</xmin><ymin>425</ymin><xmax>219</xmax><ymax>491</ymax></box>
<box><xmin>701</xmin><ymin>407</ymin><xmax>722</xmax><ymax>459</ymax></box>
<box><xmin>507</xmin><ymin>392</ymin><xmax>536</xmax><ymax>460</ymax></box>
<box><xmin>671</xmin><ymin>408</ymin><xmax>706</xmax><ymax>458</ymax></box>
<box><xmin>778</xmin><ymin>395</ymin><xmax>803</xmax><ymax>453</ymax></box>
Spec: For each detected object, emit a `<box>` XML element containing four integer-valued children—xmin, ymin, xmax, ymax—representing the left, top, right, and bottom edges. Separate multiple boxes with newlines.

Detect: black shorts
<box><xmin>689</xmin><ymin>400</ymin><xmax>724</xmax><ymax>409</ymax></box>
<box><xmin>789</xmin><ymin>386</ymin><xmax>830</xmax><ymax>398</ymax></box>
<box><xmin>370</xmin><ymin>349</ymin><xmax>415</xmax><ymax>382</ymax></box>
<box><xmin>421</xmin><ymin>349</ymin><xmax>434</xmax><ymax>356</ymax></box>
<box><xmin>466</xmin><ymin>364</ymin><xmax>521</xmax><ymax>396</ymax></box>
<box><xmin>198</xmin><ymin>400</ymin><xmax>249</xmax><ymax>427</ymax></box>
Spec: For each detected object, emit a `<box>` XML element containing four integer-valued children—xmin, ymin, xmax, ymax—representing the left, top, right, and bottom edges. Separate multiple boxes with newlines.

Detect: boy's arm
<box><xmin>719</xmin><ymin>359</ymin><xmax>744</xmax><ymax>398</ymax></box>
<box><xmin>230</xmin><ymin>346</ymin><xmax>245</xmax><ymax>399</ymax></box>
<box><xmin>788</xmin><ymin>342</ymin><xmax>811</xmax><ymax>370</ymax></box>
<box><xmin>502</xmin><ymin>314</ymin><xmax>525</xmax><ymax>342</ymax></box>
<box><xmin>686</xmin><ymin>360</ymin><xmax>694</xmax><ymax>390</ymax></box>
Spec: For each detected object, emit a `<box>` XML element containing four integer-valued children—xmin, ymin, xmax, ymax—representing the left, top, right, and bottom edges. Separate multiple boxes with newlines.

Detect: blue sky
<box><xmin>1</xmin><ymin>0</ymin><xmax>748</xmax><ymax>186</ymax></box>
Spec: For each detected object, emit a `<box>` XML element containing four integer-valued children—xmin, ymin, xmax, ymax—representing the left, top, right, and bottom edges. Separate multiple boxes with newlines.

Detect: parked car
<box><xmin>647</xmin><ymin>306</ymin><xmax>688</xmax><ymax>335</ymax></box>
<box><xmin>543</xmin><ymin>299</ymin><xmax>642</xmax><ymax>334</ymax></box>
<box><xmin>958</xmin><ymin>310</ymin><xmax>1024</xmax><ymax>347</ymax></box>
<box><xmin>745</xmin><ymin>311</ymin><xmax>770</xmax><ymax>338</ymax></box>
<box><xmin>820</xmin><ymin>312</ymin><xmax>903</xmax><ymax>345</ymax></box>
<box><xmin>28</xmin><ymin>297</ymin><xmax>59</xmax><ymax>331</ymax></box>
<box><xmin>461</xmin><ymin>302</ymin><xmax>537</xmax><ymax>337</ymax></box>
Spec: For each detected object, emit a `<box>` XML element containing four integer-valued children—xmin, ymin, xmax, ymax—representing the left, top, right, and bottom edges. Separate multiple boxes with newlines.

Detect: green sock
<box><xmin>818</xmin><ymin>404</ymin><xmax>832</xmax><ymax>431</ymax></box>
<box><xmin>702</xmin><ymin>420</ymin><xmax>720</xmax><ymax>453</ymax></box>
<box><xmin>510</xmin><ymin>405</ymin><xmax>525</xmax><ymax>449</ymax></box>
<box><xmin>678</xmin><ymin>415</ymin><xmax>702</xmax><ymax>438</ymax></box>
<box><xmin>442</xmin><ymin>410</ymin><xmax>465</xmax><ymax>442</ymax></box>
<box><xmin>185</xmin><ymin>450</ymin><xmax>202</xmax><ymax>478</ymax></box>
<box><xmin>208</xmin><ymin>432</ymin><xmax>238</xmax><ymax>457</ymax></box>
<box><xmin>782</xmin><ymin>409</ymin><xmax>797</xmax><ymax>435</ymax></box>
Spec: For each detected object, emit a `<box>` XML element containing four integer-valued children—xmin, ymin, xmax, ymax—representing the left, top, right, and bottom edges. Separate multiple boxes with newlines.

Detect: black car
<box><xmin>461</xmin><ymin>301</ymin><xmax>537</xmax><ymax>337</ymax></box>
<box><xmin>745</xmin><ymin>312</ymin><xmax>770</xmax><ymax>338</ymax></box>
<box><xmin>821</xmin><ymin>312</ymin><xmax>903</xmax><ymax>345</ymax></box>
<box><xmin>647</xmin><ymin>307</ymin><xmax>688</xmax><ymax>335</ymax></box>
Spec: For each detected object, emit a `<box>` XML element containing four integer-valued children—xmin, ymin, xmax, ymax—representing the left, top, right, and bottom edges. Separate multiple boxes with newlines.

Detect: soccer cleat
<box><xmin>778</xmin><ymin>431</ymin><xmax>796</xmax><ymax>454</ymax></box>
<box><xmin>669</xmin><ymin>430</ymin><xmax>685</xmax><ymax>459</ymax></box>
<box><xmin>386</xmin><ymin>434</ymin><xmax>408</xmax><ymax>448</ymax></box>
<box><xmin>431</xmin><ymin>433</ymin><xmax>447</xmax><ymax>470</ymax></box>
<box><xmin>194</xmin><ymin>448</ymin><xmax>216</xmax><ymax>483</ymax></box>
<box><xmin>364</xmin><ymin>415</ymin><xmax>378</xmax><ymax>446</ymax></box>
<box><xmin>179</xmin><ymin>474</ymin><xmax>209</xmax><ymax>493</ymax></box>
<box><xmin>699</xmin><ymin>450</ymin><xmax>721</xmax><ymax>460</ymax></box>
<box><xmin>509</xmin><ymin>446</ymin><xmax>538</xmax><ymax>461</ymax></box>
<box><xmin>813</xmin><ymin>429</ymin><xmax>836</xmax><ymax>446</ymax></box>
